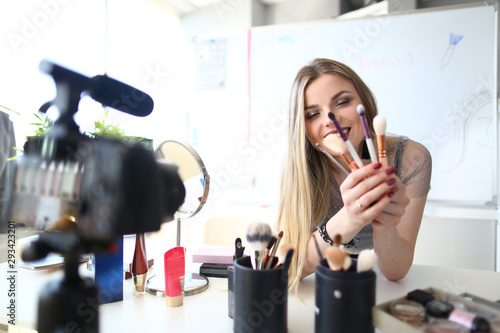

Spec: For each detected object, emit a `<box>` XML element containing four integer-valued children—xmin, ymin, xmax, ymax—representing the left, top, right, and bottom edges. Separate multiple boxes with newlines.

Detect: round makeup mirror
<box><xmin>146</xmin><ymin>140</ymin><xmax>210</xmax><ymax>297</ymax></box>
<box><xmin>155</xmin><ymin>140</ymin><xmax>210</xmax><ymax>220</ymax></box>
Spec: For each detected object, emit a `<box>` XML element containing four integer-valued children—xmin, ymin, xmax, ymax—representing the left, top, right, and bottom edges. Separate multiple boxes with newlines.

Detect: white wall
<box><xmin>0</xmin><ymin>0</ymin><xmax>107</xmax><ymax>146</ymax></box>
<box><xmin>104</xmin><ymin>0</ymin><xmax>193</xmax><ymax>146</ymax></box>
<box><xmin>182</xmin><ymin>0</ymin><xmax>253</xmax><ymax>41</ymax></box>
<box><xmin>265</xmin><ymin>0</ymin><xmax>342</xmax><ymax>24</ymax></box>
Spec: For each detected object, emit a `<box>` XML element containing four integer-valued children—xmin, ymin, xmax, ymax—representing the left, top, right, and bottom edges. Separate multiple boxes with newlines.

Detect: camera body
<box><xmin>77</xmin><ymin>138</ymin><xmax>185</xmax><ymax>243</ymax></box>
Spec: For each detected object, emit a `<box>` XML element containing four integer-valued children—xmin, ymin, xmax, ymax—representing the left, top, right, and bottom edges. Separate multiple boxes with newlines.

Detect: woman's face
<box><xmin>303</xmin><ymin>73</ymin><xmax>365</xmax><ymax>156</ymax></box>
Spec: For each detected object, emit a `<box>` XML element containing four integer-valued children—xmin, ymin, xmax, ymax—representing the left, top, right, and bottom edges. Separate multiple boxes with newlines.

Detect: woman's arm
<box><xmin>372</xmin><ymin>139</ymin><xmax>431</xmax><ymax>280</ymax></box>
<box><xmin>372</xmin><ymin>193</ymin><xmax>427</xmax><ymax>280</ymax></box>
<box><xmin>301</xmin><ymin>208</ymin><xmax>360</xmax><ymax>278</ymax></box>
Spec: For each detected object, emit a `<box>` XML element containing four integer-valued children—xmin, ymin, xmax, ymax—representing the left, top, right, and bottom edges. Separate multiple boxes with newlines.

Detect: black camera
<box><xmin>2</xmin><ymin>60</ymin><xmax>186</xmax><ymax>333</ymax></box>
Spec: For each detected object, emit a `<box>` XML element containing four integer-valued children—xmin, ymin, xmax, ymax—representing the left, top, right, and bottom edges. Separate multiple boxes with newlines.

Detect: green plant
<box><xmin>7</xmin><ymin>113</ymin><xmax>53</xmax><ymax>160</ymax></box>
<box><xmin>89</xmin><ymin>110</ymin><xmax>127</xmax><ymax>140</ymax></box>
<box><xmin>88</xmin><ymin>109</ymin><xmax>146</xmax><ymax>145</ymax></box>
<box><xmin>29</xmin><ymin>113</ymin><xmax>53</xmax><ymax>137</ymax></box>
<box><xmin>7</xmin><ymin>110</ymin><xmax>146</xmax><ymax>162</ymax></box>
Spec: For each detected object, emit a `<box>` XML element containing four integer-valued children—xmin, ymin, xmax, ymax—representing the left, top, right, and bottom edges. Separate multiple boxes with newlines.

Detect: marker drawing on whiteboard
<box><xmin>441</xmin><ymin>33</ymin><xmax>464</xmax><ymax>70</ymax></box>
<box><xmin>448</xmin><ymin>90</ymin><xmax>491</xmax><ymax>171</ymax></box>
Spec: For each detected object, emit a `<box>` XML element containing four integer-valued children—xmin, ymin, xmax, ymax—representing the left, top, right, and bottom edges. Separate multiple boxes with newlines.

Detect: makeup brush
<box><xmin>262</xmin><ymin>234</ymin><xmax>277</xmax><ymax>269</ymax></box>
<box><xmin>325</xmin><ymin>246</ymin><xmax>345</xmax><ymax>271</ymax></box>
<box><xmin>246</xmin><ymin>222</ymin><xmax>273</xmax><ymax>270</ymax></box>
<box><xmin>373</xmin><ymin>114</ymin><xmax>388</xmax><ymax>168</ymax></box>
<box><xmin>323</xmin><ymin>135</ymin><xmax>359</xmax><ymax>171</ymax></box>
<box><xmin>274</xmin><ymin>243</ymin><xmax>295</xmax><ymax>268</ymax></box>
<box><xmin>357</xmin><ymin>249</ymin><xmax>378</xmax><ymax>273</ymax></box>
<box><xmin>331</xmin><ymin>234</ymin><xmax>353</xmax><ymax>270</ymax></box>
<box><xmin>234</xmin><ymin>237</ymin><xmax>245</xmax><ymax>261</ymax></box>
<box><xmin>265</xmin><ymin>230</ymin><xmax>283</xmax><ymax>269</ymax></box>
<box><xmin>315</xmin><ymin>143</ymin><xmax>350</xmax><ymax>175</ymax></box>
<box><xmin>342</xmin><ymin>253</ymin><xmax>352</xmax><ymax>271</ymax></box>
<box><xmin>328</xmin><ymin>112</ymin><xmax>364</xmax><ymax>169</ymax></box>
<box><xmin>357</xmin><ymin>104</ymin><xmax>378</xmax><ymax>164</ymax></box>
<box><xmin>330</xmin><ymin>234</ymin><xmax>343</xmax><ymax>247</ymax></box>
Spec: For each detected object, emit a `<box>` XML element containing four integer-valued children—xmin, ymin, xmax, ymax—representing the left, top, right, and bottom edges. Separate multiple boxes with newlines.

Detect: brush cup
<box><xmin>315</xmin><ymin>259</ymin><xmax>376</xmax><ymax>333</ymax></box>
<box><xmin>233</xmin><ymin>256</ymin><xmax>291</xmax><ymax>333</ymax></box>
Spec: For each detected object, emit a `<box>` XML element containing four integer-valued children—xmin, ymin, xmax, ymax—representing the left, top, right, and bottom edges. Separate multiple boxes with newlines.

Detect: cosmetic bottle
<box><xmin>447</xmin><ymin>308</ymin><xmax>490</xmax><ymax>333</ymax></box>
<box><xmin>91</xmin><ymin>236</ymin><xmax>124</xmax><ymax>303</ymax></box>
<box><xmin>131</xmin><ymin>233</ymin><xmax>148</xmax><ymax>295</ymax></box>
<box><xmin>164</xmin><ymin>247</ymin><xmax>185</xmax><ymax>307</ymax></box>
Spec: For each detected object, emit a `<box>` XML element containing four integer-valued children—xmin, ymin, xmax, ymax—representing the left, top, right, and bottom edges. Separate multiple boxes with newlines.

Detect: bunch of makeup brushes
<box><xmin>245</xmin><ymin>221</ymin><xmax>294</xmax><ymax>270</ymax></box>
<box><xmin>316</xmin><ymin>104</ymin><xmax>388</xmax><ymax>173</ymax></box>
<box><xmin>314</xmin><ymin>234</ymin><xmax>378</xmax><ymax>273</ymax></box>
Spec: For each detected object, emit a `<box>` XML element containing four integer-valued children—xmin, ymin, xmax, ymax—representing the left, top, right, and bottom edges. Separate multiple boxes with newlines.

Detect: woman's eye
<box><xmin>306</xmin><ymin>111</ymin><xmax>319</xmax><ymax>119</ymax></box>
<box><xmin>334</xmin><ymin>98</ymin><xmax>350</xmax><ymax>107</ymax></box>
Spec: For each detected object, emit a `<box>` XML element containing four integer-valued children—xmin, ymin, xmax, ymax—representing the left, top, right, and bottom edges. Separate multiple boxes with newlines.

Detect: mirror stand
<box><xmin>146</xmin><ymin>140</ymin><xmax>211</xmax><ymax>297</ymax></box>
<box><xmin>146</xmin><ymin>217</ymin><xmax>209</xmax><ymax>297</ymax></box>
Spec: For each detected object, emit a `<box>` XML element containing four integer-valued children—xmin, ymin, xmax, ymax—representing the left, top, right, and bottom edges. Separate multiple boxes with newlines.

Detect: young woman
<box><xmin>276</xmin><ymin>58</ymin><xmax>431</xmax><ymax>293</ymax></box>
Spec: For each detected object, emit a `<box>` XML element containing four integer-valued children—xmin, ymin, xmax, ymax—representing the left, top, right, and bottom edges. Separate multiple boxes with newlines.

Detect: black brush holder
<box><xmin>315</xmin><ymin>259</ymin><xmax>376</xmax><ymax>333</ymax></box>
<box><xmin>233</xmin><ymin>254</ymin><xmax>292</xmax><ymax>333</ymax></box>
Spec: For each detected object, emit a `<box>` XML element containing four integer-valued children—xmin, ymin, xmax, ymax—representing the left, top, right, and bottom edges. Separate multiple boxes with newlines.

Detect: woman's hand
<box><xmin>339</xmin><ymin>162</ymin><xmax>400</xmax><ymax>228</ymax></box>
<box><xmin>372</xmin><ymin>175</ymin><xmax>409</xmax><ymax>230</ymax></box>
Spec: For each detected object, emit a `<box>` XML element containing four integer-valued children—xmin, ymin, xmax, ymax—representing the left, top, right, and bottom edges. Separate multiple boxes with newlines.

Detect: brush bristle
<box><xmin>343</xmin><ymin>253</ymin><xmax>352</xmax><ymax>270</ymax></box>
<box><xmin>373</xmin><ymin>115</ymin><xmax>387</xmax><ymax>135</ymax></box>
<box><xmin>323</xmin><ymin>135</ymin><xmax>347</xmax><ymax>154</ymax></box>
<box><xmin>333</xmin><ymin>234</ymin><xmax>342</xmax><ymax>245</ymax></box>
<box><xmin>325</xmin><ymin>247</ymin><xmax>345</xmax><ymax>270</ymax></box>
<box><xmin>356</xmin><ymin>104</ymin><xmax>365</xmax><ymax>116</ymax></box>
<box><xmin>267</xmin><ymin>236</ymin><xmax>277</xmax><ymax>250</ymax></box>
<box><xmin>328</xmin><ymin>112</ymin><xmax>336</xmax><ymax>121</ymax></box>
<box><xmin>246</xmin><ymin>222</ymin><xmax>273</xmax><ymax>251</ymax></box>
<box><xmin>357</xmin><ymin>249</ymin><xmax>378</xmax><ymax>272</ymax></box>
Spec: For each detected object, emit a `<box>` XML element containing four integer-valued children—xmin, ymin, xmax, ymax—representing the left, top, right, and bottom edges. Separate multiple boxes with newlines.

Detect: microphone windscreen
<box><xmin>89</xmin><ymin>75</ymin><xmax>154</xmax><ymax>117</ymax></box>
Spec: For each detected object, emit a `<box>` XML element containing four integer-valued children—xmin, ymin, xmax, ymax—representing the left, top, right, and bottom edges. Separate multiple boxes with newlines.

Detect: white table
<box><xmin>1</xmin><ymin>260</ymin><xmax>500</xmax><ymax>333</ymax></box>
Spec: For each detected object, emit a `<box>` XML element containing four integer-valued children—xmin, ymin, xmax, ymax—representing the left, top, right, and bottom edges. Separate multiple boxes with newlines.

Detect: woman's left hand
<box><xmin>372</xmin><ymin>175</ymin><xmax>409</xmax><ymax>230</ymax></box>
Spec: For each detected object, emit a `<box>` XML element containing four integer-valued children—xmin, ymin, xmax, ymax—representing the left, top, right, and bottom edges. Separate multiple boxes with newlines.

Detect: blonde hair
<box><xmin>275</xmin><ymin>58</ymin><xmax>378</xmax><ymax>294</ymax></box>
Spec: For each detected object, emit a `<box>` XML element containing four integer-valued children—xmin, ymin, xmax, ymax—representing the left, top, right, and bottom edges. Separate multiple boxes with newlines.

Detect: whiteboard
<box><xmin>249</xmin><ymin>3</ymin><xmax>498</xmax><ymax>204</ymax></box>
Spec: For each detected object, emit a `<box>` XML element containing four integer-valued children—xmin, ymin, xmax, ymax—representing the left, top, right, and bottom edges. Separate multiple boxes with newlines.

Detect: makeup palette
<box><xmin>374</xmin><ymin>287</ymin><xmax>499</xmax><ymax>333</ymax></box>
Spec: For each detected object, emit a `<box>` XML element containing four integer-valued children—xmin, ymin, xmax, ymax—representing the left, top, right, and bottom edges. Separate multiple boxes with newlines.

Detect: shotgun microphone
<box><xmin>88</xmin><ymin>74</ymin><xmax>154</xmax><ymax>117</ymax></box>
<box><xmin>39</xmin><ymin>60</ymin><xmax>154</xmax><ymax>117</ymax></box>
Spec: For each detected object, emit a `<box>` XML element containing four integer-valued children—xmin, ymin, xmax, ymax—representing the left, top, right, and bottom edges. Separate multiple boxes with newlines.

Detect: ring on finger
<box><xmin>357</xmin><ymin>198</ymin><xmax>365</xmax><ymax>209</ymax></box>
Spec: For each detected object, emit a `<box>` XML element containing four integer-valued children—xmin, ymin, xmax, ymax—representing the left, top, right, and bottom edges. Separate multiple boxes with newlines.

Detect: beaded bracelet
<box><xmin>318</xmin><ymin>222</ymin><xmax>354</xmax><ymax>248</ymax></box>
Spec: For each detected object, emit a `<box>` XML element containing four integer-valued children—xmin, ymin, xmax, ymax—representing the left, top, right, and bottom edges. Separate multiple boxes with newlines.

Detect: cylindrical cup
<box><xmin>233</xmin><ymin>255</ymin><xmax>291</xmax><ymax>333</ymax></box>
<box><xmin>228</xmin><ymin>266</ymin><xmax>234</xmax><ymax>318</ymax></box>
<box><xmin>315</xmin><ymin>259</ymin><xmax>376</xmax><ymax>333</ymax></box>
